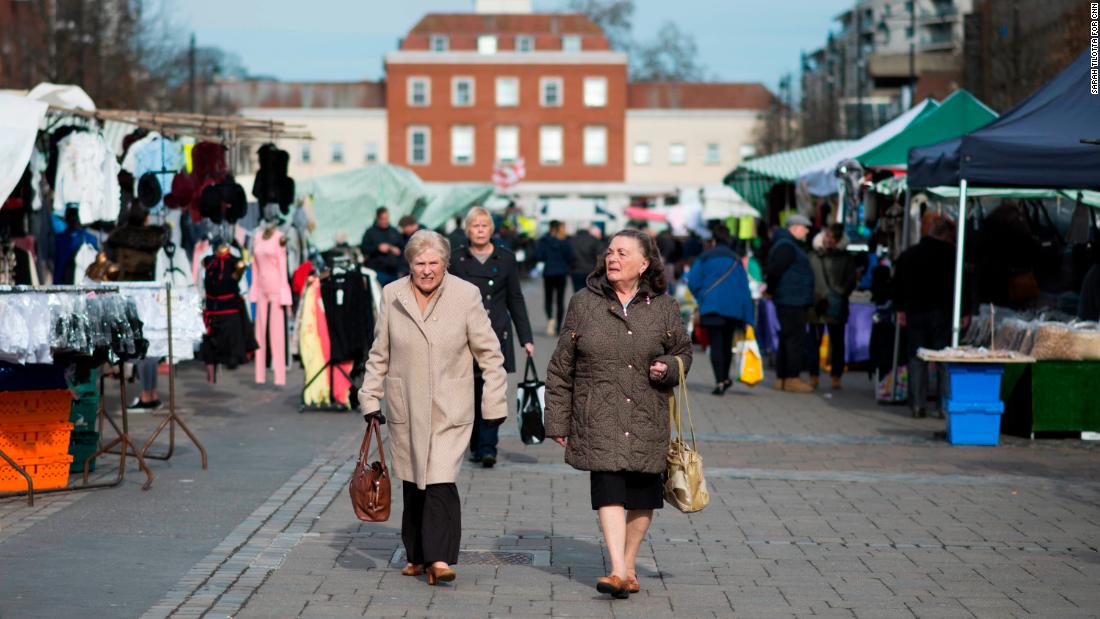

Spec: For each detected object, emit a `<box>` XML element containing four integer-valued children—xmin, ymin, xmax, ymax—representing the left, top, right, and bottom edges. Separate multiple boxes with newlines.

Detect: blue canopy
<box><xmin>909</xmin><ymin>50</ymin><xmax>1100</xmax><ymax>189</ymax></box>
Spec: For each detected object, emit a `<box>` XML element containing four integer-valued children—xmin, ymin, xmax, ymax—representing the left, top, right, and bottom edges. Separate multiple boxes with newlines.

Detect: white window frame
<box><xmin>669</xmin><ymin>142</ymin><xmax>686</xmax><ymax>165</ymax></box>
<box><xmin>330</xmin><ymin>142</ymin><xmax>344</xmax><ymax>164</ymax></box>
<box><xmin>495</xmin><ymin>125</ymin><xmax>519</xmax><ymax>162</ymax></box>
<box><xmin>407</xmin><ymin>125</ymin><xmax>430</xmax><ymax>166</ymax></box>
<box><xmin>705</xmin><ymin>142</ymin><xmax>720</xmax><ymax>165</ymax></box>
<box><xmin>450</xmin><ymin>125</ymin><xmax>475</xmax><ymax>166</ymax></box>
<box><xmin>516</xmin><ymin>34</ymin><xmax>535</xmax><ymax>52</ymax></box>
<box><xmin>583</xmin><ymin>125</ymin><xmax>607</xmax><ymax>166</ymax></box>
<box><xmin>430</xmin><ymin>34</ymin><xmax>449</xmax><ymax>52</ymax></box>
<box><xmin>477</xmin><ymin>34</ymin><xmax>498</xmax><ymax>54</ymax></box>
<box><xmin>407</xmin><ymin>76</ymin><xmax>430</xmax><ymax>107</ymax></box>
<box><xmin>632</xmin><ymin>142</ymin><xmax>651</xmax><ymax>166</ymax></box>
<box><xmin>495</xmin><ymin>76</ymin><xmax>519</xmax><ymax>107</ymax></box>
<box><xmin>540</xmin><ymin>76</ymin><xmax>563</xmax><ymax>107</ymax></box>
<box><xmin>451</xmin><ymin>76</ymin><xmax>474</xmax><ymax>107</ymax></box>
<box><xmin>365</xmin><ymin>142</ymin><xmax>378</xmax><ymax>163</ymax></box>
<box><xmin>562</xmin><ymin>34</ymin><xmax>582</xmax><ymax>52</ymax></box>
<box><xmin>583</xmin><ymin>76</ymin><xmax>607</xmax><ymax>107</ymax></box>
<box><xmin>539</xmin><ymin>125</ymin><xmax>563</xmax><ymax>165</ymax></box>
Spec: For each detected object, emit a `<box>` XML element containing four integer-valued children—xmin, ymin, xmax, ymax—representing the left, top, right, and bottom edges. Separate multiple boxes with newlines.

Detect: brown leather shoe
<box><xmin>809</xmin><ymin>375</ymin><xmax>820</xmax><ymax>389</ymax></box>
<box><xmin>625</xmin><ymin>576</ymin><xmax>641</xmax><ymax>593</ymax></box>
<box><xmin>426</xmin><ymin>564</ymin><xmax>456</xmax><ymax>585</ymax></box>
<box><xmin>401</xmin><ymin>563</ymin><xmax>425</xmax><ymax>577</ymax></box>
<box><xmin>783</xmin><ymin>378</ymin><xmax>815</xmax><ymax>394</ymax></box>
<box><xmin>831</xmin><ymin>376</ymin><xmax>843</xmax><ymax>390</ymax></box>
<box><xmin>596</xmin><ymin>575</ymin><xmax>629</xmax><ymax>598</ymax></box>
<box><xmin>773</xmin><ymin>378</ymin><xmax>785</xmax><ymax>391</ymax></box>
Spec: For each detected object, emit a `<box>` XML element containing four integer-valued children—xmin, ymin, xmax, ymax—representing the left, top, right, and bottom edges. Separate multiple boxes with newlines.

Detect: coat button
<box><xmin>624</xmin><ymin>431</ymin><xmax>630</xmax><ymax>436</ymax></box>
<box><xmin>627</xmin><ymin>330</ymin><xmax>633</xmax><ymax>335</ymax></box>
<box><xmin>627</xmin><ymin>364</ymin><xmax>633</xmax><ymax>369</ymax></box>
<box><xmin>625</xmin><ymin>397</ymin><xmax>632</xmax><ymax>403</ymax></box>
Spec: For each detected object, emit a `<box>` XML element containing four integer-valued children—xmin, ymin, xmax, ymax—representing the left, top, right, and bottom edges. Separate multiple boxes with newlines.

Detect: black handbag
<box><xmin>517</xmin><ymin>356</ymin><xmax>546</xmax><ymax>445</ymax></box>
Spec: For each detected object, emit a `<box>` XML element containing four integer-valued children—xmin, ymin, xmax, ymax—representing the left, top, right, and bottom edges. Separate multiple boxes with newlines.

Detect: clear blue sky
<box><xmin>173</xmin><ymin>0</ymin><xmax>852</xmax><ymax>95</ymax></box>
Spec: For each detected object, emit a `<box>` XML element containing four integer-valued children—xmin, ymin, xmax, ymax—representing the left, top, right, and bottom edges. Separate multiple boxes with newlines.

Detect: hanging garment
<box><xmin>123</xmin><ymin>135</ymin><xmax>183</xmax><ymax>210</ymax></box>
<box><xmin>155</xmin><ymin>243</ymin><xmax>194</xmax><ymax>291</ymax></box>
<box><xmin>72</xmin><ymin>242</ymin><xmax>98</xmax><ymax>284</ymax></box>
<box><xmin>199</xmin><ymin>252</ymin><xmax>258</xmax><ymax>371</ymax></box>
<box><xmin>53</xmin><ymin>229</ymin><xmax>98</xmax><ymax>284</ymax></box>
<box><xmin>315</xmin><ymin>287</ymin><xmax>352</xmax><ymax>406</ymax></box>
<box><xmin>250</xmin><ymin>229</ymin><xmax>292</xmax><ymax>385</ymax></box>
<box><xmin>52</xmin><ymin>132</ymin><xmax>121</xmax><ymax>225</ymax></box>
<box><xmin>300</xmin><ymin>279</ymin><xmax>330</xmax><ymax>405</ymax></box>
<box><xmin>320</xmin><ymin>269</ymin><xmax>375</xmax><ymax>363</ymax></box>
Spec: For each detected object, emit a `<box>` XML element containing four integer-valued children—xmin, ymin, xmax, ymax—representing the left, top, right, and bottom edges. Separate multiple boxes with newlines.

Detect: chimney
<box><xmin>474</xmin><ymin>0</ymin><xmax>532</xmax><ymax>14</ymax></box>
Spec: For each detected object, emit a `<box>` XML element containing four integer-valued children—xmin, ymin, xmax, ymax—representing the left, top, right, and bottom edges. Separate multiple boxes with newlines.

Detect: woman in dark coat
<box><xmin>545</xmin><ymin>228</ymin><xmax>692</xmax><ymax>599</ymax></box>
<box><xmin>450</xmin><ymin>207</ymin><xmax>534</xmax><ymax>468</ymax></box>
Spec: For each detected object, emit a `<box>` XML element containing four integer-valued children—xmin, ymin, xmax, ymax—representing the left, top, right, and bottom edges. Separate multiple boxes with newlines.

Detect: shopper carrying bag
<box><xmin>664</xmin><ymin>356</ymin><xmax>710</xmax><ymax>513</ymax></box>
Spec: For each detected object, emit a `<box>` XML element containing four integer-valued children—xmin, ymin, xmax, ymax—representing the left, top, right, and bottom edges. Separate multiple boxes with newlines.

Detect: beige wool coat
<box><xmin>358</xmin><ymin>274</ymin><xmax>508</xmax><ymax>489</ymax></box>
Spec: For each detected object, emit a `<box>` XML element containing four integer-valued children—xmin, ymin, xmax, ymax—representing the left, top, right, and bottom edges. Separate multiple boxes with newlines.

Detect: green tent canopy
<box><xmin>418</xmin><ymin>183</ymin><xmax>495</xmax><ymax>231</ymax></box>
<box><xmin>723</xmin><ymin>140</ymin><xmax>852</xmax><ymax>215</ymax></box>
<box><xmin>875</xmin><ymin>175</ymin><xmax>1100</xmax><ymax>208</ymax></box>
<box><xmin>858</xmin><ymin>90</ymin><xmax>998</xmax><ymax>169</ymax></box>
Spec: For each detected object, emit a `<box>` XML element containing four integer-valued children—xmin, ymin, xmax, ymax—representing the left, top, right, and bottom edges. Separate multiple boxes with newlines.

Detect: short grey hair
<box><xmin>463</xmin><ymin>206</ymin><xmax>494</xmax><ymax>231</ymax></box>
<box><xmin>404</xmin><ymin>229</ymin><xmax>451</xmax><ymax>266</ymax></box>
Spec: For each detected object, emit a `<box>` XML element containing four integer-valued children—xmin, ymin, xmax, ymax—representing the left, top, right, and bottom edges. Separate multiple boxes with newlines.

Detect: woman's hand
<box><xmin>551</xmin><ymin>436</ymin><xmax>567</xmax><ymax>447</ymax></box>
<box><xmin>649</xmin><ymin>361</ymin><xmax>668</xmax><ymax>381</ymax></box>
<box><xmin>524</xmin><ymin>343</ymin><xmax>535</xmax><ymax>356</ymax></box>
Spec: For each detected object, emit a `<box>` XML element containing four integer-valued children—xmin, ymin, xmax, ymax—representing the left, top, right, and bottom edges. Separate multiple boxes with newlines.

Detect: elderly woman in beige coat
<box><xmin>358</xmin><ymin>229</ymin><xmax>507</xmax><ymax>586</ymax></box>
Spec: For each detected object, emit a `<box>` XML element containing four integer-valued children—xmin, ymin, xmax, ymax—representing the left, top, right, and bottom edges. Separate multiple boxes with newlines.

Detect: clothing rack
<box><xmin>299</xmin><ymin>361</ymin><xmax>356</xmax><ymax>413</ymax></box>
<box><xmin>0</xmin><ymin>284</ymin><xmax>153</xmax><ymax>505</ymax></box>
<box><xmin>100</xmin><ymin>281</ymin><xmax>208</xmax><ymax>468</ymax></box>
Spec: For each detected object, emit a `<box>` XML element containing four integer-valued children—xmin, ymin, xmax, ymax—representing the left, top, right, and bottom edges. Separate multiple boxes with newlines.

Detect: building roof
<box><xmin>627</xmin><ymin>82</ymin><xmax>774</xmax><ymax>111</ymax></box>
<box><xmin>407</xmin><ymin>13</ymin><xmax>604</xmax><ymax>35</ymax></box>
<box><xmin>214</xmin><ymin>80</ymin><xmax>386</xmax><ymax>109</ymax></box>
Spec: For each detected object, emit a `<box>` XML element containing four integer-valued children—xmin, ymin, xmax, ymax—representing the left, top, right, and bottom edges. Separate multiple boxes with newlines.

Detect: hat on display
<box><xmin>252</xmin><ymin>143</ymin><xmax>296</xmax><ymax>213</ymax></box>
<box><xmin>199</xmin><ymin>178</ymin><xmax>247</xmax><ymax>224</ymax></box>
<box><xmin>137</xmin><ymin>172</ymin><xmax>163</xmax><ymax>208</ymax></box>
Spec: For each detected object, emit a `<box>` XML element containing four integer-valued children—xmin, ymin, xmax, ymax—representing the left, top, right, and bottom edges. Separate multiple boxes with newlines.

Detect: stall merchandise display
<box><xmin>51</xmin><ymin>132</ymin><xmax>121</xmax><ymax>225</ymax></box>
<box><xmin>0</xmin><ymin>291</ymin><xmax>148</xmax><ymax>365</ymax></box>
<box><xmin>117</xmin><ymin>284</ymin><xmax>204</xmax><ymax>362</ymax></box>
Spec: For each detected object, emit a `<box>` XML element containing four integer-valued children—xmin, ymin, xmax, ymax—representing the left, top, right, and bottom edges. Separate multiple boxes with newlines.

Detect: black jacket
<box><xmin>893</xmin><ymin>236</ymin><xmax>957</xmax><ymax>315</ymax></box>
<box><xmin>536</xmin><ymin>235</ymin><xmax>575</xmax><ymax>277</ymax></box>
<box><xmin>450</xmin><ymin>245</ymin><xmax>534</xmax><ymax>373</ymax></box>
<box><xmin>569</xmin><ymin>229</ymin><xmax>603</xmax><ymax>275</ymax></box>
<box><xmin>359</xmin><ymin>224</ymin><xmax>403</xmax><ymax>276</ymax></box>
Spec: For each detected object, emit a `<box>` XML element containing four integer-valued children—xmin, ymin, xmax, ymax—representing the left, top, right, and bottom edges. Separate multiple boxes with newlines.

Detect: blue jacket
<box><xmin>766</xmin><ymin>229</ymin><xmax>814</xmax><ymax>307</ymax></box>
<box><xmin>687</xmin><ymin>245</ymin><xmax>755</xmax><ymax>326</ymax></box>
<box><xmin>536</xmin><ymin>235</ymin><xmax>575</xmax><ymax>277</ymax></box>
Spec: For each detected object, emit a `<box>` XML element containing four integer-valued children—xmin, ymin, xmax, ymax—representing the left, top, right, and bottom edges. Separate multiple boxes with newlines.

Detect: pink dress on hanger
<box><xmin>249</xmin><ymin>229</ymin><xmax>292</xmax><ymax>385</ymax></box>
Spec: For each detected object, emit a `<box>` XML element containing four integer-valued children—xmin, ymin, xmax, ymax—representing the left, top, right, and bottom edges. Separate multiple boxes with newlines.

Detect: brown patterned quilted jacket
<box><xmin>544</xmin><ymin>274</ymin><xmax>692</xmax><ymax>473</ymax></box>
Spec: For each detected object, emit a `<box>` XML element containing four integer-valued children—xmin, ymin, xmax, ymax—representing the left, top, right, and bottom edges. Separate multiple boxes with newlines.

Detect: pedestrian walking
<box><xmin>569</xmin><ymin>224</ymin><xmax>603</xmax><ymax>294</ymax></box>
<box><xmin>892</xmin><ymin>218</ymin><xmax>960</xmax><ymax>417</ymax></box>
<box><xmin>687</xmin><ymin>226</ymin><xmax>754</xmax><ymax>395</ymax></box>
<box><xmin>765</xmin><ymin>214</ymin><xmax>815</xmax><ymax>393</ymax></box>
<box><xmin>450</xmin><ymin>207</ymin><xmax>534</xmax><ymax>468</ymax></box>
<box><xmin>359</xmin><ymin>206</ymin><xmax>403</xmax><ymax>286</ymax></box>
<box><xmin>397</xmin><ymin>215</ymin><xmax>422</xmax><ymax>278</ymax></box>
<box><xmin>545</xmin><ymin>228</ymin><xmax>692</xmax><ymax>599</ymax></box>
<box><xmin>357</xmin><ymin>230</ymin><xmax>508</xmax><ymax>585</ymax></box>
<box><xmin>536</xmin><ymin>220</ymin><xmax>574</xmax><ymax>336</ymax></box>
<box><xmin>808</xmin><ymin>224</ymin><xmax>859</xmax><ymax>390</ymax></box>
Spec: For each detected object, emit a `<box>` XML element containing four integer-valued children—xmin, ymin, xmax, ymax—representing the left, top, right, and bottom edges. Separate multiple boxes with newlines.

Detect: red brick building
<box><xmin>384</xmin><ymin>12</ymin><xmax>627</xmax><ymax>184</ymax></box>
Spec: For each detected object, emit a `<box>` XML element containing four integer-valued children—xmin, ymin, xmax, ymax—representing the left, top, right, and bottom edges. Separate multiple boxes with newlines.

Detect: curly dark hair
<box><xmin>591</xmin><ymin>228</ymin><xmax>667</xmax><ymax>293</ymax></box>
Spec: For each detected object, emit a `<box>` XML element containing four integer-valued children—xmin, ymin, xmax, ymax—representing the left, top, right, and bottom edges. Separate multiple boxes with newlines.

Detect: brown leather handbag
<box><xmin>349</xmin><ymin>416</ymin><xmax>391</xmax><ymax>522</ymax></box>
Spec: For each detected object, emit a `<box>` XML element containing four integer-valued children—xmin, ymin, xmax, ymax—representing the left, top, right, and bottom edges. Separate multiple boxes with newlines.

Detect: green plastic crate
<box><xmin>68</xmin><ymin>397</ymin><xmax>99</xmax><ymax>432</ymax></box>
<box><xmin>68</xmin><ymin>430</ymin><xmax>99</xmax><ymax>473</ymax></box>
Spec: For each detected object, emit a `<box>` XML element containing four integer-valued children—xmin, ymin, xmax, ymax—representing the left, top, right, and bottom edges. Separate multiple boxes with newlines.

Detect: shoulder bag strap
<box><xmin>372</xmin><ymin>417</ymin><xmax>386</xmax><ymax>468</ymax></box>
<box><xmin>699</xmin><ymin>257</ymin><xmax>738</xmax><ymax>302</ymax></box>
<box><xmin>674</xmin><ymin>356</ymin><xmax>698</xmax><ymax>451</ymax></box>
<box><xmin>358</xmin><ymin>420</ymin><xmax>373</xmax><ymax>466</ymax></box>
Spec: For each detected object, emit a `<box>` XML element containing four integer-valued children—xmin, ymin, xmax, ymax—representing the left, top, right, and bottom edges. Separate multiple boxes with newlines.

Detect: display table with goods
<box><xmin>917</xmin><ymin>347</ymin><xmax>1035</xmax><ymax>446</ymax></box>
<box><xmin>963</xmin><ymin>308</ymin><xmax>1100</xmax><ymax>438</ymax></box>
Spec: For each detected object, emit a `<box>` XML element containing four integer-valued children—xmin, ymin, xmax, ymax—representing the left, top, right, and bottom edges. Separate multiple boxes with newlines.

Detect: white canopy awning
<box><xmin>0</xmin><ymin>93</ymin><xmax>48</xmax><ymax>203</ymax></box>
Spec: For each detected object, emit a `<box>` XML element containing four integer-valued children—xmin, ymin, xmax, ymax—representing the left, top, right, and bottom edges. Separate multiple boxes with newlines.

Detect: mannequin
<box><xmin>250</xmin><ymin>205</ymin><xmax>292</xmax><ymax>385</ymax></box>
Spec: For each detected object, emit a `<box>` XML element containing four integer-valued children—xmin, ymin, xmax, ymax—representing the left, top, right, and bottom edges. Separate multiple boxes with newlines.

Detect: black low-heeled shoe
<box><xmin>711</xmin><ymin>384</ymin><xmax>724</xmax><ymax>395</ymax></box>
<box><xmin>719</xmin><ymin>379</ymin><xmax>733</xmax><ymax>394</ymax></box>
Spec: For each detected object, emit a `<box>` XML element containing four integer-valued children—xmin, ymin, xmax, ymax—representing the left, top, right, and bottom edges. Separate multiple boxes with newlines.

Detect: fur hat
<box><xmin>199</xmin><ymin>178</ymin><xmax>247</xmax><ymax>224</ymax></box>
<box><xmin>137</xmin><ymin>172</ymin><xmax>162</xmax><ymax>208</ymax></box>
<box><xmin>252</xmin><ymin>143</ymin><xmax>295</xmax><ymax>213</ymax></box>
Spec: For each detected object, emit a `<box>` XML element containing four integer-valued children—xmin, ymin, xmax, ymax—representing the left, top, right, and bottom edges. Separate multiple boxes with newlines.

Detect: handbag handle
<box><xmin>524</xmin><ymin>355</ymin><xmax>540</xmax><ymax>382</ymax></box>
<box><xmin>358</xmin><ymin>416</ymin><xmax>386</xmax><ymax>469</ymax></box>
<box><xmin>667</xmin><ymin>356</ymin><xmax>698</xmax><ymax>451</ymax></box>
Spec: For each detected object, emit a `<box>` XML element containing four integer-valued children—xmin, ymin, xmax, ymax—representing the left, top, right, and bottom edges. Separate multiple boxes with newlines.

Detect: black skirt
<box><xmin>590</xmin><ymin>471</ymin><xmax>664</xmax><ymax>511</ymax></box>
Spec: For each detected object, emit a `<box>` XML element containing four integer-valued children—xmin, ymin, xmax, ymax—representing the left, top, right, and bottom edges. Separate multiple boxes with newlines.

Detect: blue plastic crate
<box><xmin>945</xmin><ymin>364</ymin><xmax>1004</xmax><ymax>404</ymax></box>
<box><xmin>945</xmin><ymin>399</ymin><xmax>1004</xmax><ymax>446</ymax></box>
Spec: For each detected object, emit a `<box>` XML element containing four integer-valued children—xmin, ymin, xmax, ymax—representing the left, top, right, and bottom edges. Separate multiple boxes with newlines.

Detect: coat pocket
<box><xmin>440</xmin><ymin>377</ymin><xmax>475</xmax><ymax>427</ymax></box>
<box><xmin>383</xmin><ymin>377</ymin><xmax>408</xmax><ymax>423</ymax></box>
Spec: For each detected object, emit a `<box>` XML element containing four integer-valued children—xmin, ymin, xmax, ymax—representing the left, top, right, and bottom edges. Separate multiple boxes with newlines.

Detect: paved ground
<box><xmin>2</xmin><ymin>282</ymin><xmax>1099</xmax><ymax>618</ymax></box>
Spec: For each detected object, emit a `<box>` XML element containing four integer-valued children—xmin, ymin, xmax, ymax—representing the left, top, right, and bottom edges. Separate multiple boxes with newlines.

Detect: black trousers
<box><xmin>402</xmin><ymin>481</ymin><xmax>461</xmax><ymax>565</ymax></box>
<box><xmin>808</xmin><ymin>322</ymin><xmax>847</xmax><ymax>378</ymax></box>
<box><xmin>905</xmin><ymin>310</ymin><xmax>951</xmax><ymax>413</ymax></box>
<box><xmin>468</xmin><ymin>368</ymin><xmax>499</xmax><ymax>458</ymax></box>
<box><xmin>570</xmin><ymin>272</ymin><xmax>588</xmax><ymax>295</ymax></box>
<box><xmin>703</xmin><ymin>316</ymin><xmax>742</xmax><ymax>384</ymax></box>
<box><xmin>543</xmin><ymin>275</ymin><xmax>567</xmax><ymax>324</ymax></box>
<box><xmin>775</xmin><ymin>304</ymin><xmax>808</xmax><ymax>379</ymax></box>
